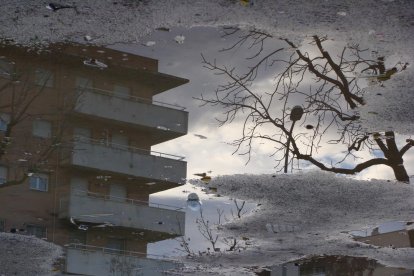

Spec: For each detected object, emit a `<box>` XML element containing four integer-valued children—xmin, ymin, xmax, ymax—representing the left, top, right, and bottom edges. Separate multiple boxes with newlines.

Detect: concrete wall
<box><xmin>75</xmin><ymin>90</ymin><xmax>188</xmax><ymax>136</ymax></box>
<box><xmin>70</xmin><ymin>141</ymin><xmax>187</xmax><ymax>184</ymax></box>
<box><xmin>64</xmin><ymin>191</ymin><xmax>185</xmax><ymax>235</ymax></box>
<box><xmin>66</xmin><ymin>247</ymin><xmax>181</xmax><ymax>276</ymax></box>
<box><xmin>271</xmin><ymin>263</ymin><xmax>299</xmax><ymax>276</ymax></box>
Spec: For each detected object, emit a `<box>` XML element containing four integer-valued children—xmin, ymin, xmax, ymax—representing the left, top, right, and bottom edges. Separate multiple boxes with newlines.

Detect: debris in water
<box><xmin>78</xmin><ymin>224</ymin><xmax>88</xmax><ymax>231</ymax></box>
<box><xmin>46</xmin><ymin>3</ymin><xmax>75</xmax><ymax>12</ymax></box>
<box><xmin>83</xmin><ymin>58</ymin><xmax>108</xmax><ymax>69</ymax></box>
<box><xmin>194</xmin><ymin>172</ymin><xmax>212</xmax><ymax>183</ymax></box>
<box><xmin>157</xmin><ymin>125</ymin><xmax>169</xmax><ymax>130</ymax></box>
<box><xmin>240</xmin><ymin>0</ymin><xmax>255</xmax><ymax>7</ymax></box>
<box><xmin>194</xmin><ymin>134</ymin><xmax>207</xmax><ymax>139</ymax></box>
<box><xmin>156</xmin><ymin>27</ymin><xmax>170</xmax><ymax>32</ymax></box>
<box><xmin>377</xmin><ymin>67</ymin><xmax>398</xmax><ymax>81</ymax></box>
<box><xmin>174</xmin><ymin>35</ymin><xmax>185</xmax><ymax>44</ymax></box>
<box><xmin>143</xmin><ymin>41</ymin><xmax>156</xmax><ymax>47</ymax></box>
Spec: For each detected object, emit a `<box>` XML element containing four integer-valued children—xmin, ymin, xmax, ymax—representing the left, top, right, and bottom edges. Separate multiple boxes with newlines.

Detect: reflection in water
<box><xmin>351</xmin><ymin>221</ymin><xmax>414</xmax><ymax>248</ymax></box>
<box><xmin>149</xmin><ymin>183</ymin><xmax>256</xmax><ymax>257</ymax></box>
<box><xmin>187</xmin><ymin>192</ymin><xmax>201</xmax><ymax>211</ymax></box>
<box><xmin>0</xmin><ymin>43</ymin><xmax>190</xmax><ymax>274</ymax></box>
<box><xmin>115</xmin><ymin>26</ymin><xmax>414</xmax><ymax>182</ymax></box>
<box><xmin>2</xmin><ymin>27</ymin><xmax>413</xmax><ymax>275</ymax></box>
<box><xmin>196</xmin><ymin>28</ymin><xmax>412</xmax><ymax>182</ymax></box>
<box><xmin>257</xmin><ymin>255</ymin><xmax>414</xmax><ymax>276</ymax></box>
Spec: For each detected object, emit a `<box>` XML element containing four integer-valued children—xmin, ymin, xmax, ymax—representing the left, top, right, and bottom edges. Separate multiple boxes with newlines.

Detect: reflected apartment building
<box><xmin>263</xmin><ymin>255</ymin><xmax>412</xmax><ymax>276</ymax></box>
<box><xmin>0</xmin><ymin>44</ymin><xmax>188</xmax><ymax>274</ymax></box>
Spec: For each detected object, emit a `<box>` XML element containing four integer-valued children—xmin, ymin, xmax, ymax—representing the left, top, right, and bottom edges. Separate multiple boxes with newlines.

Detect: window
<box><xmin>0</xmin><ymin>219</ymin><xmax>5</xmax><ymax>232</ymax></box>
<box><xmin>29</xmin><ymin>173</ymin><xmax>48</xmax><ymax>192</ymax></box>
<box><xmin>0</xmin><ymin>166</ymin><xmax>7</xmax><ymax>185</ymax></box>
<box><xmin>0</xmin><ymin>58</ymin><xmax>14</xmax><ymax>78</ymax></box>
<box><xmin>35</xmin><ymin>68</ymin><xmax>54</xmax><ymax>88</ymax></box>
<box><xmin>26</xmin><ymin>224</ymin><xmax>47</xmax><ymax>239</ymax></box>
<box><xmin>106</xmin><ymin>238</ymin><xmax>126</xmax><ymax>251</ymax></box>
<box><xmin>0</xmin><ymin>113</ymin><xmax>10</xmax><ymax>132</ymax></box>
<box><xmin>32</xmin><ymin>119</ymin><xmax>52</xmax><ymax>138</ymax></box>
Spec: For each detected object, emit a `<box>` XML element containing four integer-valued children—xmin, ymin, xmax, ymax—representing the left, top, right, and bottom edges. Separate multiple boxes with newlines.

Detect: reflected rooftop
<box><xmin>256</xmin><ymin>255</ymin><xmax>414</xmax><ymax>276</ymax></box>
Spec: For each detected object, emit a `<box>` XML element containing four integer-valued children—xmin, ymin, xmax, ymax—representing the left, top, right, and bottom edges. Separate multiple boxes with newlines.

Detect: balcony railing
<box><xmin>60</xmin><ymin>189</ymin><xmax>186</xmax><ymax>235</ymax></box>
<box><xmin>66</xmin><ymin>243</ymin><xmax>173</xmax><ymax>260</ymax></box>
<box><xmin>80</xmin><ymin>87</ymin><xmax>186</xmax><ymax>111</ymax></box>
<box><xmin>65</xmin><ymin>244</ymin><xmax>182</xmax><ymax>276</ymax></box>
<box><xmin>66</xmin><ymin>137</ymin><xmax>187</xmax><ymax>183</ymax></box>
<box><xmin>73</xmin><ymin>136</ymin><xmax>185</xmax><ymax>161</ymax></box>
<box><xmin>74</xmin><ymin>87</ymin><xmax>188</xmax><ymax>139</ymax></box>
<box><xmin>69</xmin><ymin>189</ymin><xmax>184</xmax><ymax>211</ymax></box>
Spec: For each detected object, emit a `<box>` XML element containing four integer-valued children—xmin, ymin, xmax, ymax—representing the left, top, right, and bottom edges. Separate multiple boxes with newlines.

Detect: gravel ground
<box><xmin>0</xmin><ymin>233</ymin><xmax>63</xmax><ymax>276</ymax></box>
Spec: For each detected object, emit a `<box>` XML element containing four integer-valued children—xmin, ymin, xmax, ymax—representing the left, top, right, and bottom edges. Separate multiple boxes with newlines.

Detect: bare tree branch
<box><xmin>198</xmin><ymin>29</ymin><xmax>411</xmax><ymax>182</ymax></box>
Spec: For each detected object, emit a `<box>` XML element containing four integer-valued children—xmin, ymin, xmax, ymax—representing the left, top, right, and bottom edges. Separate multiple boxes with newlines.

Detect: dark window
<box><xmin>106</xmin><ymin>238</ymin><xmax>126</xmax><ymax>252</ymax></box>
<box><xmin>32</xmin><ymin>119</ymin><xmax>52</xmax><ymax>138</ymax></box>
<box><xmin>26</xmin><ymin>224</ymin><xmax>47</xmax><ymax>239</ymax></box>
<box><xmin>0</xmin><ymin>113</ymin><xmax>10</xmax><ymax>132</ymax></box>
<box><xmin>0</xmin><ymin>166</ymin><xmax>7</xmax><ymax>184</ymax></box>
<box><xmin>0</xmin><ymin>58</ymin><xmax>14</xmax><ymax>78</ymax></box>
<box><xmin>0</xmin><ymin>219</ymin><xmax>5</xmax><ymax>232</ymax></box>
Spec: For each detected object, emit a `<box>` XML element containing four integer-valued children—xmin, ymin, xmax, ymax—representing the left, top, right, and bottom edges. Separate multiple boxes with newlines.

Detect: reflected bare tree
<box><xmin>0</xmin><ymin>54</ymin><xmax>76</xmax><ymax>188</ymax></box>
<box><xmin>197</xmin><ymin>27</ymin><xmax>413</xmax><ymax>182</ymax></box>
<box><xmin>230</xmin><ymin>199</ymin><xmax>247</xmax><ymax>219</ymax></box>
<box><xmin>196</xmin><ymin>209</ymin><xmax>219</xmax><ymax>252</ymax></box>
<box><xmin>177</xmin><ymin>204</ymin><xmax>248</xmax><ymax>255</ymax></box>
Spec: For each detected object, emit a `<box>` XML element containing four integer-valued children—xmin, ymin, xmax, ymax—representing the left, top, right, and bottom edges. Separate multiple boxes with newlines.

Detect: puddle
<box><xmin>256</xmin><ymin>255</ymin><xmax>414</xmax><ymax>276</ymax></box>
<box><xmin>0</xmin><ymin>31</ymin><xmax>260</xmax><ymax>275</ymax></box>
<box><xmin>149</xmin><ymin>183</ymin><xmax>256</xmax><ymax>257</ymax></box>
<box><xmin>1</xmin><ymin>23</ymin><xmax>414</xmax><ymax>276</ymax></box>
<box><xmin>350</xmin><ymin>221</ymin><xmax>414</xmax><ymax>248</ymax></box>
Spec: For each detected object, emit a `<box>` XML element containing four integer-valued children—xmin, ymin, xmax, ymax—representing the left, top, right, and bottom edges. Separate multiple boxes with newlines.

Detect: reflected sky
<box><xmin>350</xmin><ymin>220</ymin><xmax>410</xmax><ymax>237</ymax></box>
<box><xmin>1</xmin><ymin>25</ymin><xmax>413</xmax><ymax>275</ymax></box>
<box><xmin>112</xmin><ymin>26</ymin><xmax>414</xmax><ymax>182</ymax></box>
<box><xmin>350</xmin><ymin>220</ymin><xmax>414</xmax><ymax>249</ymax></box>
<box><xmin>148</xmin><ymin>183</ymin><xmax>256</xmax><ymax>257</ymax></box>
<box><xmin>112</xmin><ymin>27</ymin><xmax>290</xmax><ymax>178</ymax></box>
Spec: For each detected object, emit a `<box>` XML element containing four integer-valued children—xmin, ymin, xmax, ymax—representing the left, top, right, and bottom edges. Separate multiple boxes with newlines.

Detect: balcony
<box><xmin>65</xmin><ymin>244</ymin><xmax>182</xmax><ymax>276</ymax></box>
<box><xmin>65</xmin><ymin>139</ymin><xmax>187</xmax><ymax>184</ymax></box>
<box><xmin>74</xmin><ymin>88</ymin><xmax>188</xmax><ymax>143</ymax></box>
<box><xmin>59</xmin><ymin>190</ymin><xmax>186</xmax><ymax>235</ymax></box>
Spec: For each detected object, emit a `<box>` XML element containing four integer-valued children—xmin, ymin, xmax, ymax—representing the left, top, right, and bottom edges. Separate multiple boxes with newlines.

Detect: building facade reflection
<box><xmin>0</xmin><ymin>43</ymin><xmax>188</xmax><ymax>274</ymax></box>
<box><xmin>260</xmin><ymin>255</ymin><xmax>413</xmax><ymax>276</ymax></box>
